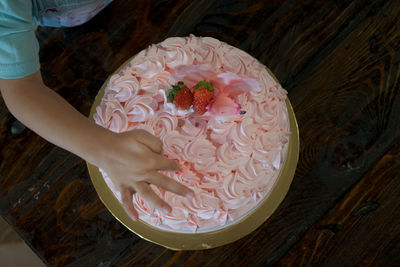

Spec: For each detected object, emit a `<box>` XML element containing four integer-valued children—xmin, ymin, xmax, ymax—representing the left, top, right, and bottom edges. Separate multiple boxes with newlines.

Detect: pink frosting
<box><xmin>94</xmin><ymin>35</ymin><xmax>290</xmax><ymax>232</ymax></box>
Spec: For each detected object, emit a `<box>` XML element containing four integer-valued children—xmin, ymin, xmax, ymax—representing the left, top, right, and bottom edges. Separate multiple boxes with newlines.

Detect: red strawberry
<box><xmin>193</xmin><ymin>80</ymin><xmax>214</xmax><ymax>115</ymax></box>
<box><xmin>167</xmin><ymin>81</ymin><xmax>193</xmax><ymax>109</ymax></box>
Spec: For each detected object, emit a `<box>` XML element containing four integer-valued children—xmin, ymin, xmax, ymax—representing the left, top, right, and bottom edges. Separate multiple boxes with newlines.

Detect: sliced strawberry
<box><xmin>167</xmin><ymin>81</ymin><xmax>193</xmax><ymax>110</ymax></box>
<box><xmin>193</xmin><ymin>80</ymin><xmax>214</xmax><ymax>115</ymax></box>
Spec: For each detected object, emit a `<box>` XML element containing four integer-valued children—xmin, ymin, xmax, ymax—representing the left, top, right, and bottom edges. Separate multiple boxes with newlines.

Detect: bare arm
<box><xmin>0</xmin><ymin>71</ymin><xmax>193</xmax><ymax>219</ymax></box>
<box><xmin>0</xmin><ymin>72</ymin><xmax>109</xmax><ymax>165</ymax></box>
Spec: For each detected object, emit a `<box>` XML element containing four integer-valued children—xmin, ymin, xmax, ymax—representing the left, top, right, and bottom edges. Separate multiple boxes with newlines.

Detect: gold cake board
<box><xmin>86</xmin><ymin>58</ymin><xmax>299</xmax><ymax>250</ymax></box>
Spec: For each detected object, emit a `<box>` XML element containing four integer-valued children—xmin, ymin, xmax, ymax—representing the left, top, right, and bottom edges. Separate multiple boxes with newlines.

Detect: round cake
<box><xmin>93</xmin><ymin>35</ymin><xmax>290</xmax><ymax>233</ymax></box>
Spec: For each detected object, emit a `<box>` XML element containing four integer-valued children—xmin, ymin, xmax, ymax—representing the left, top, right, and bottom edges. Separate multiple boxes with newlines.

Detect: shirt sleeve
<box><xmin>0</xmin><ymin>0</ymin><xmax>40</xmax><ymax>79</ymax></box>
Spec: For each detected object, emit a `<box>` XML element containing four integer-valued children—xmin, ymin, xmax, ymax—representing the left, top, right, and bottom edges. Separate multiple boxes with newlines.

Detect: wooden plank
<box><xmin>277</xmin><ymin>138</ymin><xmax>400</xmax><ymax>266</ymax></box>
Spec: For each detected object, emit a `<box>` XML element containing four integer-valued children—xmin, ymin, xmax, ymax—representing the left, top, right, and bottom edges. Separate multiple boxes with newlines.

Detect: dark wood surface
<box><xmin>1</xmin><ymin>0</ymin><xmax>399</xmax><ymax>266</ymax></box>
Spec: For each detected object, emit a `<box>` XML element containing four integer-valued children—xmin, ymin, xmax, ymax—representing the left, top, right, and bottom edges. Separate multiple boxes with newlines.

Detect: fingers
<box><xmin>134</xmin><ymin>182</ymin><xmax>172</xmax><ymax>213</ymax></box>
<box><xmin>134</xmin><ymin>129</ymin><xmax>163</xmax><ymax>153</ymax></box>
<box><xmin>147</xmin><ymin>171</ymin><xmax>194</xmax><ymax>198</ymax></box>
<box><xmin>132</xmin><ymin>129</ymin><xmax>180</xmax><ymax>171</ymax></box>
<box><xmin>154</xmin><ymin>154</ymin><xmax>180</xmax><ymax>171</ymax></box>
<box><xmin>121</xmin><ymin>185</ymin><xmax>139</xmax><ymax>221</ymax></box>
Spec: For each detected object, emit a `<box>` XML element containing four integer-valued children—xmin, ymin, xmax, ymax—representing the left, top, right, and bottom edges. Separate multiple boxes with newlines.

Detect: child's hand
<box><xmin>96</xmin><ymin>129</ymin><xmax>194</xmax><ymax>221</ymax></box>
<box><xmin>0</xmin><ymin>73</ymin><xmax>191</xmax><ymax>221</ymax></box>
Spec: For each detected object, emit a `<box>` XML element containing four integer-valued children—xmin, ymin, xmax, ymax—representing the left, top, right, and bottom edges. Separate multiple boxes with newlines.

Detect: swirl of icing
<box><xmin>133</xmin><ymin>191</ymin><xmax>162</xmax><ymax>225</ymax></box>
<box><xmin>140</xmin><ymin>70</ymin><xmax>174</xmax><ymax>95</ymax></box>
<box><xmin>153</xmin><ymin>189</ymin><xmax>198</xmax><ymax>232</ymax></box>
<box><xmin>161</xmin><ymin>36</ymin><xmax>188</xmax><ymax>48</ymax></box>
<box><xmin>254</xmin><ymin>132</ymin><xmax>288</xmax><ymax>171</ymax></box>
<box><xmin>107</xmin><ymin>73</ymin><xmax>140</xmax><ymax>102</ymax></box>
<box><xmin>199</xmin><ymin>173</ymin><xmax>221</xmax><ymax>191</ymax></box>
<box><xmin>256</xmin><ymin>132</ymin><xmax>285</xmax><ymax>152</ymax></box>
<box><xmin>183</xmin><ymin>138</ymin><xmax>216</xmax><ymax>172</ymax></box>
<box><xmin>165</xmin><ymin>47</ymin><xmax>193</xmax><ymax>68</ymax></box>
<box><xmin>160</xmin><ymin>37</ymin><xmax>194</xmax><ymax>68</ymax></box>
<box><xmin>109</xmin><ymin>109</ymin><xmax>129</xmax><ymax>133</ymax></box>
<box><xmin>153</xmin><ymin>89</ymin><xmax>168</xmax><ymax>104</ymax></box>
<box><xmin>170</xmin><ymin>163</ymin><xmax>201</xmax><ymax>188</ymax></box>
<box><xmin>216</xmin><ymin>142</ymin><xmax>243</xmax><ymax>169</ymax></box>
<box><xmin>192</xmin><ymin>37</ymin><xmax>222</xmax><ymax>70</ymax></box>
<box><xmin>180</xmin><ymin>118</ymin><xmax>206</xmax><ymax>138</ymax></box>
<box><xmin>163</xmin><ymin>131</ymin><xmax>190</xmax><ymax>161</ymax></box>
<box><xmin>236</xmin><ymin>158</ymin><xmax>273</xmax><ymax>189</ymax></box>
<box><xmin>216</xmin><ymin>173</ymin><xmax>252</xmax><ymax>209</ymax></box>
<box><xmin>244</xmin><ymin>61</ymin><xmax>264</xmax><ymax>80</ymax></box>
<box><xmin>229</xmin><ymin>118</ymin><xmax>260</xmax><ymax>154</ymax></box>
<box><xmin>259</xmin><ymin>68</ymin><xmax>278</xmax><ymax>89</ymax></box>
<box><xmin>249</xmin><ymin>67</ymin><xmax>277</xmax><ymax>100</ymax></box>
<box><xmin>186</xmin><ymin>188</ymin><xmax>221</xmax><ymax>220</ymax></box>
<box><xmin>152</xmin><ymin>111</ymin><xmax>178</xmax><ymax>138</ymax></box>
<box><xmin>241</xmin><ymin>117</ymin><xmax>261</xmax><ymax>140</ymax></box>
<box><xmin>93</xmin><ymin>102</ymin><xmax>110</xmax><ymax>128</ymax></box>
<box><xmin>209</xmin><ymin>209</ymin><xmax>228</xmax><ymax>227</ymax></box>
<box><xmin>95</xmin><ymin>95</ymin><xmax>129</xmax><ymax>132</ymax></box>
<box><xmin>219</xmin><ymin>45</ymin><xmax>255</xmax><ymax>75</ymax></box>
<box><xmin>161</xmin><ymin>211</ymin><xmax>197</xmax><ymax>232</ymax></box>
<box><xmin>124</xmin><ymin>95</ymin><xmax>157</xmax><ymax>123</ymax></box>
<box><xmin>254</xmin><ymin>100</ymin><xmax>282</xmax><ymax>131</ymax></box>
<box><xmin>208</xmin><ymin>119</ymin><xmax>235</xmax><ymax>144</ymax></box>
<box><xmin>133</xmin><ymin>192</ymin><xmax>153</xmax><ymax>216</ymax></box>
<box><xmin>270</xmin><ymin>84</ymin><xmax>288</xmax><ymax>101</ymax></box>
<box><xmin>248</xmin><ymin>85</ymin><xmax>267</xmax><ymax>102</ymax></box>
<box><xmin>129</xmin><ymin>54</ymin><xmax>165</xmax><ymax>79</ymax></box>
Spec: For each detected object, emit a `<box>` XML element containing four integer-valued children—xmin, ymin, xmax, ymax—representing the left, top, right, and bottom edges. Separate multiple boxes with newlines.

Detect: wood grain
<box><xmin>0</xmin><ymin>0</ymin><xmax>399</xmax><ymax>266</ymax></box>
<box><xmin>277</xmin><ymin>137</ymin><xmax>400</xmax><ymax>266</ymax></box>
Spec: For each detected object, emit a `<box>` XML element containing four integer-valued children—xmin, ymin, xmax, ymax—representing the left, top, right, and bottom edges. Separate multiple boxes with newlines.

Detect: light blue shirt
<box><xmin>0</xmin><ymin>0</ymin><xmax>112</xmax><ymax>79</ymax></box>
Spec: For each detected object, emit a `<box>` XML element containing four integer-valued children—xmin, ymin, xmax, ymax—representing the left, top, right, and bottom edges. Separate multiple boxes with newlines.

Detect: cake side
<box><xmin>93</xmin><ymin>35</ymin><xmax>290</xmax><ymax>233</ymax></box>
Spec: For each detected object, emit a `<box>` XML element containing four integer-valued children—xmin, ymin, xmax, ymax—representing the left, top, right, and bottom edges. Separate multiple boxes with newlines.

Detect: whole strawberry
<box><xmin>167</xmin><ymin>81</ymin><xmax>193</xmax><ymax>110</ymax></box>
<box><xmin>193</xmin><ymin>80</ymin><xmax>214</xmax><ymax>115</ymax></box>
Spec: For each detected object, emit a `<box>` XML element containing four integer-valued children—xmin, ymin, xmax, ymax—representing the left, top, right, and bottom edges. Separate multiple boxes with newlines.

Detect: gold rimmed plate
<box><xmin>86</xmin><ymin>58</ymin><xmax>300</xmax><ymax>250</ymax></box>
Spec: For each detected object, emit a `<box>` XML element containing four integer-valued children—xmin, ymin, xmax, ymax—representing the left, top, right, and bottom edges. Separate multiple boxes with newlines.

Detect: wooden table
<box><xmin>1</xmin><ymin>0</ymin><xmax>399</xmax><ymax>266</ymax></box>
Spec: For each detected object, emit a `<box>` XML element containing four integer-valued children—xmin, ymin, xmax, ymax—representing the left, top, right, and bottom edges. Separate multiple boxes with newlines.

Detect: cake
<box><xmin>93</xmin><ymin>35</ymin><xmax>290</xmax><ymax>233</ymax></box>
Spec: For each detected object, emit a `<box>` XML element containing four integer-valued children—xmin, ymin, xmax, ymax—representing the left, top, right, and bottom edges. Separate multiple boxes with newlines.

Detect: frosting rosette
<box><xmin>107</xmin><ymin>73</ymin><xmax>140</xmax><ymax>102</ymax></box>
<box><xmin>94</xmin><ymin>35</ymin><xmax>290</xmax><ymax>233</ymax></box>
<box><xmin>160</xmin><ymin>37</ymin><xmax>194</xmax><ymax>68</ymax></box>
<box><xmin>183</xmin><ymin>138</ymin><xmax>216</xmax><ymax>171</ymax></box>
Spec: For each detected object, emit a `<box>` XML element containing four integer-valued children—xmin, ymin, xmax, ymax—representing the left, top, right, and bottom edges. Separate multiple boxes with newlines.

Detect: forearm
<box><xmin>0</xmin><ymin>72</ymin><xmax>193</xmax><ymax>217</ymax></box>
<box><xmin>0</xmin><ymin>72</ymin><xmax>110</xmax><ymax>166</ymax></box>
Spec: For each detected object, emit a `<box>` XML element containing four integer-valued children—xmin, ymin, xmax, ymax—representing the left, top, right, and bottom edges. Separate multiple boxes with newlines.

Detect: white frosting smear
<box><xmin>94</xmin><ymin>35</ymin><xmax>290</xmax><ymax>232</ymax></box>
